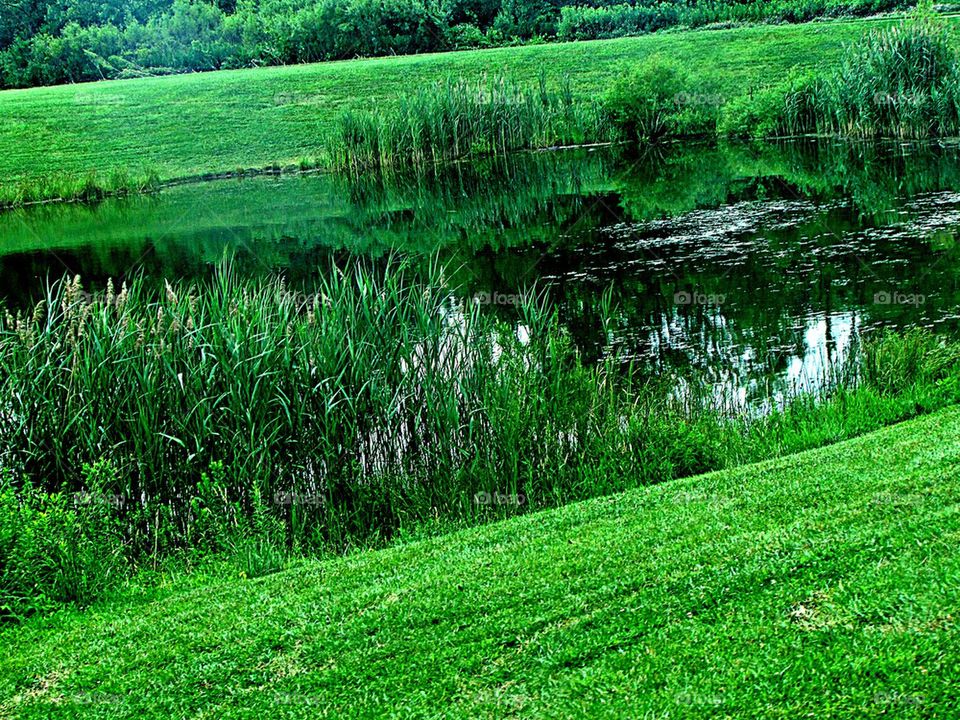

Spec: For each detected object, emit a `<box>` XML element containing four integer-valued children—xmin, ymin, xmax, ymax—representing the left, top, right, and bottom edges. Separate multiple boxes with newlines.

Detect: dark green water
<box><xmin>2</xmin><ymin>140</ymin><xmax>960</xmax><ymax>405</ymax></box>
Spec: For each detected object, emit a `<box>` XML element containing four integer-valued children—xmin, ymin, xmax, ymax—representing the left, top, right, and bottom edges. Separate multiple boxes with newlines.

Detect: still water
<box><xmin>2</xmin><ymin>140</ymin><xmax>959</xmax><ymax>406</ymax></box>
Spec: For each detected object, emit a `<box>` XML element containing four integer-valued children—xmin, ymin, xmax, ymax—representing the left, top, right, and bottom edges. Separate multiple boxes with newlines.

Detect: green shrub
<box><xmin>719</xmin><ymin>84</ymin><xmax>792</xmax><ymax>139</ymax></box>
<box><xmin>0</xmin><ymin>462</ymin><xmax>127</xmax><ymax>621</ymax></box>
<box><xmin>719</xmin><ymin>71</ymin><xmax>825</xmax><ymax>138</ymax></box>
<box><xmin>605</xmin><ymin>55</ymin><xmax>718</xmax><ymax>141</ymax></box>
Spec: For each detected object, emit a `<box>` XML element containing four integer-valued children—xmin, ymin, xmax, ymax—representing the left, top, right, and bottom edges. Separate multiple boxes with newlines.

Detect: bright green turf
<box><xmin>0</xmin><ymin>17</ymin><xmax>933</xmax><ymax>189</ymax></box>
<box><xmin>1</xmin><ymin>406</ymin><xmax>958</xmax><ymax>718</ymax></box>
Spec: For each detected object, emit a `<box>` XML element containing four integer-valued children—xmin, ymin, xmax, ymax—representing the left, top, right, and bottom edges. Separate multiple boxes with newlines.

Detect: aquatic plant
<box><xmin>725</xmin><ymin>6</ymin><xmax>960</xmax><ymax>139</ymax></box>
<box><xmin>2</xmin><ymin>262</ymin><xmax>959</xmax><ymax>618</ymax></box>
<box><xmin>327</xmin><ymin>73</ymin><xmax>609</xmax><ymax>172</ymax></box>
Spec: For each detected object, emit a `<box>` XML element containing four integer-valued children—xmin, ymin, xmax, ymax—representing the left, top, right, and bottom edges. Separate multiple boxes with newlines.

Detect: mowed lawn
<box><xmin>1</xmin><ymin>406</ymin><xmax>958</xmax><ymax>718</ymax></box>
<box><xmin>0</xmin><ymin>16</ymin><xmax>934</xmax><ymax>188</ymax></box>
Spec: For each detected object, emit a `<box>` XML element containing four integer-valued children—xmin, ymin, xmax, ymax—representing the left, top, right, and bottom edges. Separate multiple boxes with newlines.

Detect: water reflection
<box><xmin>1</xmin><ymin>140</ymin><xmax>959</xmax><ymax>406</ymax></box>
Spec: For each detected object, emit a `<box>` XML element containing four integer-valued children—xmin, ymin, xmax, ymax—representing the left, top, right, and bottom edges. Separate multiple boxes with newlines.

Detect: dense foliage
<box><xmin>2</xmin><ymin>260</ymin><xmax>960</xmax><ymax>618</ymax></box>
<box><xmin>798</xmin><ymin>8</ymin><xmax>960</xmax><ymax>136</ymax></box>
<box><xmin>563</xmin><ymin>5</ymin><xmax>960</xmax><ymax>141</ymax></box>
<box><xmin>328</xmin><ymin>72</ymin><xmax>608</xmax><ymax>172</ymax></box>
<box><xmin>0</xmin><ymin>0</ymin><xmax>911</xmax><ymax>88</ymax></box>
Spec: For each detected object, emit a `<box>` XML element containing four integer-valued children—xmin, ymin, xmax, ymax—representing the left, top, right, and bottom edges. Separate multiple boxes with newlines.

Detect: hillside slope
<box><xmin>0</xmin><ymin>17</ymin><xmax>925</xmax><ymax>189</ymax></box>
<box><xmin>1</xmin><ymin>406</ymin><xmax>959</xmax><ymax>718</ymax></box>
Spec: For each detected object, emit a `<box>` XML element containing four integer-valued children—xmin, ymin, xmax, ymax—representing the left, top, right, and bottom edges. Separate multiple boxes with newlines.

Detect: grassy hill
<box><xmin>0</xmin><ymin>17</ymin><xmax>930</xmax><ymax>191</ymax></box>
<box><xmin>2</xmin><ymin>405</ymin><xmax>958</xmax><ymax>718</ymax></box>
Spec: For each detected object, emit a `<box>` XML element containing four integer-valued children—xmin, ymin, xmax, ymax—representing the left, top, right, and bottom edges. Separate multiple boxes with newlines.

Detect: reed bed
<box><xmin>327</xmin><ymin>73</ymin><xmax>609</xmax><ymax>173</ymax></box>
<box><xmin>779</xmin><ymin>8</ymin><xmax>960</xmax><ymax>138</ymax></box>
<box><xmin>2</xmin><ymin>262</ymin><xmax>959</xmax><ymax>617</ymax></box>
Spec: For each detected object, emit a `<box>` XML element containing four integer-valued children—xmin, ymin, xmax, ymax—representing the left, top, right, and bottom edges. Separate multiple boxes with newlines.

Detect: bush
<box><xmin>447</xmin><ymin>22</ymin><xmax>491</xmax><ymax>48</ymax></box>
<box><xmin>604</xmin><ymin>54</ymin><xmax>718</xmax><ymax>141</ymax></box>
<box><xmin>719</xmin><ymin>71</ymin><xmax>823</xmax><ymax>138</ymax></box>
<box><xmin>558</xmin><ymin>4</ymin><xmax>677</xmax><ymax>41</ymax></box>
<box><xmin>0</xmin><ymin>462</ymin><xmax>127</xmax><ymax>621</ymax></box>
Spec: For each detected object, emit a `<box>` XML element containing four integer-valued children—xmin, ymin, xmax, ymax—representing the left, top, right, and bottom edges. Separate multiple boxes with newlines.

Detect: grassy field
<box><xmin>1</xmin><ymin>406</ymin><xmax>958</xmax><ymax>718</ymax></box>
<box><xmin>0</xmin><ymin>16</ymin><xmax>934</xmax><ymax>191</ymax></box>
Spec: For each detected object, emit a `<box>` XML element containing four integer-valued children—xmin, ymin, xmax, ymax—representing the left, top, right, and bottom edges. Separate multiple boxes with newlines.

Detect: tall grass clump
<box><xmin>605</xmin><ymin>54</ymin><xmax>721</xmax><ymax>141</ymax></box>
<box><xmin>820</xmin><ymin>5</ymin><xmax>960</xmax><ymax>138</ymax></box>
<box><xmin>724</xmin><ymin>5</ymin><xmax>960</xmax><ymax>139</ymax></box>
<box><xmin>327</xmin><ymin>73</ymin><xmax>608</xmax><ymax>172</ymax></box>
<box><xmin>0</xmin><ymin>168</ymin><xmax>162</xmax><ymax>210</ymax></box>
<box><xmin>0</xmin><ymin>263</ymin><xmax>646</xmax><ymax>575</ymax></box>
<box><xmin>2</xmin><ymin>263</ymin><xmax>959</xmax><ymax>618</ymax></box>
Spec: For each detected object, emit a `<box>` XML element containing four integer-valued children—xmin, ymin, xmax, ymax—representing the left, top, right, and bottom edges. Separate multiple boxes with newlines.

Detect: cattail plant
<box><xmin>2</xmin><ymin>261</ymin><xmax>959</xmax><ymax>616</ymax></box>
<box><xmin>781</xmin><ymin>6</ymin><xmax>960</xmax><ymax>138</ymax></box>
<box><xmin>327</xmin><ymin>72</ymin><xmax>609</xmax><ymax>173</ymax></box>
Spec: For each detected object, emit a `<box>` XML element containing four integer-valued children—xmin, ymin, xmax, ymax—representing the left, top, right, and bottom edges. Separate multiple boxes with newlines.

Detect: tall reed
<box><xmin>782</xmin><ymin>7</ymin><xmax>960</xmax><ymax>138</ymax></box>
<box><xmin>327</xmin><ymin>73</ymin><xmax>609</xmax><ymax>173</ymax></box>
<box><xmin>0</xmin><ymin>261</ymin><xmax>643</xmax><ymax>555</ymax></box>
<box><xmin>2</xmin><ymin>263</ymin><xmax>958</xmax><ymax>617</ymax></box>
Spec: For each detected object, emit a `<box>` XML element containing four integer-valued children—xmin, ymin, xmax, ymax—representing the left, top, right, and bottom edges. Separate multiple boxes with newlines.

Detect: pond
<box><xmin>2</xmin><ymin>139</ymin><xmax>959</xmax><ymax>408</ymax></box>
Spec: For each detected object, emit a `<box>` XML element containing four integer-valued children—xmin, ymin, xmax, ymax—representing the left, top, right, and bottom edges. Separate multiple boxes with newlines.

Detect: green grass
<box><xmin>0</xmin><ymin>17</ymin><xmax>935</xmax><ymax>195</ymax></box>
<box><xmin>1</xmin><ymin>406</ymin><xmax>958</xmax><ymax>718</ymax></box>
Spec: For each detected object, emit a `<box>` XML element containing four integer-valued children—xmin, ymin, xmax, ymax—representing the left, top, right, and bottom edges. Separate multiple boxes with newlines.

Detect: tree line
<box><xmin>0</xmin><ymin>0</ymin><xmax>909</xmax><ymax>88</ymax></box>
